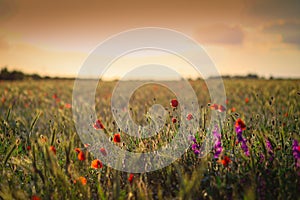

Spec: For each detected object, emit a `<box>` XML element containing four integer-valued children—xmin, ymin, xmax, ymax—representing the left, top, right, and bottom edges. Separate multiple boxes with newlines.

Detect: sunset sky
<box><xmin>0</xmin><ymin>0</ymin><xmax>299</xmax><ymax>79</ymax></box>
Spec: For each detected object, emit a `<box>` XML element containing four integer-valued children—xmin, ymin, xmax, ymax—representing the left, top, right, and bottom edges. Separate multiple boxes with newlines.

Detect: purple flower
<box><xmin>189</xmin><ymin>135</ymin><xmax>201</xmax><ymax>155</ymax></box>
<box><xmin>292</xmin><ymin>139</ymin><xmax>300</xmax><ymax>167</ymax></box>
<box><xmin>235</xmin><ymin>126</ymin><xmax>243</xmax><ymax>142</ymax></box>
<box><xmin>292</xmin><ymin>139</ymin><xmax>300</xmax><ymax>159</ymax></box>
<box><xmin>193</xmin><ymin>149</ymin><xmax>200</xmax><ymax>155</ymax></box>
<box><xmin>266</xmin><ymin>139</ymin><xmax>273</xmax><ymax>151</ymax></box>
<box><xmin>213</xmin><ymin>125</ymin><xmax>222</xmax><ymax>158</ymax></box>
<box><xmin>235</xmin><ymin>125</ymin><xmax>249</xmax><ymax>156</ymax></box>
<box><xmin>192</xmin><ymin>143</ymin><xmax>199</xmax><ymax>151</ymax></box>
<box><xmin>241</xmin><ymin>140</ymin><xmax>250</xmax><ymax>156</ymax></box>
<box><xmin>214</xmin><ymin>149</ymin><xmax>222</xmax><ymax>158</ymax></box>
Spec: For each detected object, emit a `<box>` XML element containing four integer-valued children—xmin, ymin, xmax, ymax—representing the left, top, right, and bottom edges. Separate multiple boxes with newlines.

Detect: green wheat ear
<box><xmin>3</xmin><ymin>142</ymin><xmax>17</xmax><ymax>166</ymax></box>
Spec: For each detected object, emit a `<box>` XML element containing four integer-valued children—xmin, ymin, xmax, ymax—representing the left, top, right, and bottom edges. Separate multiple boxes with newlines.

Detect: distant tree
<box><xmin>0</xmin><ymin>67</ymin><xmax>25</xmax><ymax>80</ymax></box>
<box><xmin>0</xmin><ymin>67</ymin><xmax>10</xmax><ymax>80</ymax></box>
<box><xmin>246</xmin><ymin>73</ymin><xmax>259</xmax><ymax>79</ymax></box>
<box><xmin>221</xmin><ymin>75</ymin><xmax>231</xmax><ymax>79</ymax></box>
<box><xmin>31</xmin><ymin>74</ymin><xmax>42</xmax><ymax>80</ymax></box>
<box><xmin>10</xmin><ymin>70</ymin><xmax>25</xmax><ymax>80</ymax></box>
<box><xmin>0</xmin><ymin>67</ymin><xmax>44</xmax><ymax>80</ymax></box>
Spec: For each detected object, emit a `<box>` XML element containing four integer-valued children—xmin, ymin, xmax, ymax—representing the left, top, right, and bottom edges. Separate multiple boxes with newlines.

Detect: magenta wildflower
<box><xmin>266</xmin><ymin>139</ymin><xmax>273</xmax><ymax>152</ymax></box>
<box><xmin>192</xmin><ymin>143</ymin><xmax>200</xmax><ymax>155</ymax></box>
<box><xmin>235</xmin><ymin>124</ymin><xmax>249</xmax><ymax>156</ymax></box>
<box><xmin>191</xmin><ymin>143</ymin><xmax>199</xmax><ymax>150</ymax></box>
<box><xmin>241</xmin><ymin>141</ymin><xmax>250</xmax><ymax>156</ymax></box>
<box><xmin>292</xmin><ymin>139</ymin><xmax>300</xmax><ymax>159</ymax></box>
<box><xmin>189</xmin><ymin>135</ymin><xmax>200</xmax><ymax>155</ymax></box>
<box><xmin>292</xmin><ymin>139</ymin><xmax>300</xmax><ymax>167</ymax></box>
<box><xmin>235</xmin><ymin>126</ymin><xmax>244</xmax><ymax>143</ymax></box>
<box><xmin>213</xmin><ymin>125</ymin><xmax>222</xmax><ymax>158</ymax></box>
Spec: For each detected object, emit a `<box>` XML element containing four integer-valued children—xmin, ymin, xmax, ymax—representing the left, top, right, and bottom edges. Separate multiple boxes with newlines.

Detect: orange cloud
<box><xmin>194</xmin><ymin>24</ymin><xmax>244</xmax><ymax>45</ymax></box>
<box><xmin>263</xmin><ymin>21</ymin><xmax>300</xmax><ymax>47</ymax></box>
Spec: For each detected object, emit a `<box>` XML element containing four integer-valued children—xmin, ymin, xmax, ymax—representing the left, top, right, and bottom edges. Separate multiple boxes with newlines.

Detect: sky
<box><xmin>0</xmin><ymin>0</ymin><xmax>300</xmax><ymax>79</ymax></box>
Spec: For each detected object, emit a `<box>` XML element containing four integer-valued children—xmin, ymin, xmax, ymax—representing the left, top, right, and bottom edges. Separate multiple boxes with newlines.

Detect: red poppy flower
<box><xmin>186</xmin><ymin>114</ymin><xmax>193</xmax><ymax>120</ymax></box>
<box><xmin>79</xmin><ymin>176</ymin><xmax>87</xmax><ymax>185</ymax></box>
<box><xmin>170</xmin><ymin>99</ymin><xmax>178</xmax><ymax>108</ymax></box>
<box><xmin>298</xmin><ymin>146</ymin><xmax>300</xmax><ymax>152</ymax></box>
<box><xmin>235</xmin><ymin>118</ymin><xmax>246</xmax><ymax>130</ymax></box>
<box><xmin>210</xmin><ymin>104</ymin><xmax>218</xmax><ymax>110</ymax></box>
<box><xmin>231</xmin><ymin>107</ymin><xmax>236</xmax><ymax>112</ymax></box>
<box><xmin>78</xmin><ymin>151</ymin><xmax>85</xmax><ymax>161</ymax></box>
<box><xmin>49</xmin><ymin>146</ymin><xmax>56</xmax><ymax>155</ymax></box>
<box><xmin>113</xmin><ymin>133</ymin><xmax>121</xmax><ymax>143</ymax></box>
<box><xmin>52</xmin><ymin>93</ymin><xmax>58</xmax><ymax>99</ymax></box>
<box><xmin>128</xmin><ymin>173</ymin><xmax>134</xmax><ymax>184</ymax></box>
<box><xmin>91</xmin><ymin>159</ymin><xmax>103</xmax><ymax>169</ymax></box>
<box><xmin>218</xmin><ymin>105</ymin><xmax>226</xmax><ymax>112</ymax></box>
<box><xmin>74</xmin><ymin>148</ymin><xmax>81</xmax><ymax>153</ymax></box>
<box><xmin>27</xmin><ymin>145</ymin><xmax>31</xmax><ymax>151</ymax></box>
<box><xmin>100</xmin><ymin>148</ymin><xmax>107</xmax><ymax>156</ymax></box>
<box><xmin>221</xmin><ymin>156</ymin><xmax>231</xmax><ymax>167</ymax></box>
<box><xmin>245</xmin><ymin>97</ymin><xmax>249</xmax><ymax>103</ymax></box>
<box><xmin>65</xmin><ymin>103</ymin><xmax>72</xmax><ymax>109</ymax></box>
<box><xmin>31</xmin><ymin>195</ymin><xmax>41</xmax><ymax>200</ymax></box>
<box><xmin>172</xmin><ymin>118</ymin><xmax>177</xmax><ymax>123</ymax></box>
<box><xmin>93</xmin><ymin>119</ymin><xmax>104</xmax><ymax>130</ymax></box>
<box><xmin>284</xmin><ymin>112</ymin><xmax>288</xmax><ymax>117</ymax></box>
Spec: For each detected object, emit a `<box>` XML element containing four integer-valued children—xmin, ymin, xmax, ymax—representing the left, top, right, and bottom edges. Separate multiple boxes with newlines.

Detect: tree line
<box><xmin>0</xmin><ymin>67</ymin><xmax>73</xmax><ymax>81</ymax></box>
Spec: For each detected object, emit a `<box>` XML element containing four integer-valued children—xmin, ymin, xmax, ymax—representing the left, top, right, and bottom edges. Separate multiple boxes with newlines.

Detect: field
<box><xmin>0</xmin><ymin>79</ymin><xmax>299</xmax><ymax>199</ymax></box>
